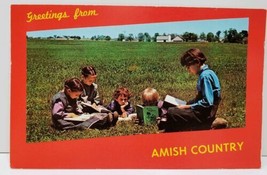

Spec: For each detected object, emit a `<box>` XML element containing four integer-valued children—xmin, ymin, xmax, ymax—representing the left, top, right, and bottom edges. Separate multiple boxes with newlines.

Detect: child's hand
<box><xmin>121</xmin><ymin>102</ymin><xmax>129</xmax><ymax>109</ymax></box>
<box><xmin>92</xmin><ymin>103</ymin><xmax>97</xmax><ymax>108</ymax></box>
<box><xmin>121</xmin><ymin>112</ymin><xmax>128</xmax><ymax>118</ymax></box>
<box><xmin>120</xmin><ymin>102</ymin><xmax>129</xmax><ymax>116</ymax></box>
<box><xmin>66</xmin><ymin>113</ymin><xmax>78</xmax><ymax>118</ymax></box>
<box><xmin>81</xmin><ymin>95</ymin><xmax>88</xmax><ymax>103</ymax></box>
<box><xmin>177</xmin><ymin>104</ymin><xmax>190</xmax><ymax>109</ymax></box>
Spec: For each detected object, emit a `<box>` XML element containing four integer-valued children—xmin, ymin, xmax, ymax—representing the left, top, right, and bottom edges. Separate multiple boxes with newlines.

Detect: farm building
<box><xmin>172</xmin><ymin>36</ymin><xmax>183</xmax><ymax>42</ymax></box>
<box><xmin>156</xmin><ymin>35</ymin><xmax>172</xmax><ymax>42</ymax></box>
<box><xmin>156</xmin><ymin>35</ymin><xmax>184</xmax><ymax>42</ymax></box>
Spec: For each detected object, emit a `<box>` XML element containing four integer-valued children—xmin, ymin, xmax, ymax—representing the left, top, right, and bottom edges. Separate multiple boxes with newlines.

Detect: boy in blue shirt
<box><xmin>165</xmin><ymin>48</ymin><xmax>221</xmax><ymax>132</ymax></box>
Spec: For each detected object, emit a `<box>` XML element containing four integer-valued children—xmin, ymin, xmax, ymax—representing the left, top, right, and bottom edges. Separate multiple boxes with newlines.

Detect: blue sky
<box><xmin>27</xmin><ymin>18</ymin><xmax>248</xmax><ymax>38</ymax></box>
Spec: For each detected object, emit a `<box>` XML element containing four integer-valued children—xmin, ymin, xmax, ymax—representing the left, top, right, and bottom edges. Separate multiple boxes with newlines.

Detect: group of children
<box><xmin>51</xmin><ymin>65</ymin><xmax>162</xmax><ymax>130</ymax></box>
<box><xmin>51</xmin><ymin>65</ymin><xmax>136</xmax><ymax>130</ymax></box>
<box><xmin>51</xmin><ymin>48</ymin><xmax>227</xmax><ymax>132</ymax></box>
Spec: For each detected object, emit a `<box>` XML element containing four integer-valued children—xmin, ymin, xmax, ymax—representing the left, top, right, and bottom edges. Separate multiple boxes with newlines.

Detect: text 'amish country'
<box><xmin>151</xmin><ymin>141</ymin><xmax>244</xmax><ymax>158</ymax></box>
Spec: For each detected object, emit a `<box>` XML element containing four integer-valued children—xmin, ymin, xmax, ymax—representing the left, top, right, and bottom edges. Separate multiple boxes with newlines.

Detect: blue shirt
<box><xmin>190</xmin><ymin>64</ymin><xmax>221</xmax><ymax>110</ymax></box>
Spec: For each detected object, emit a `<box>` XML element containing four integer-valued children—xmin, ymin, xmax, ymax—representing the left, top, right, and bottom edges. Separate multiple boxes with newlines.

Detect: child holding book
<box><xmin>78</xmin><ymin>65</ymin><xmax>117</xmax><ymax>126</ymax></box>
<box><xmin>107</xmin><ymin>87</ymin><xmax>135</xmax><ymax>124</ymax></box>
<box><xmin>51</xmin><ymin>78</ymin><xmax>84</xmax><ymax>129</ymax></box>
<box><xmin>80</xmin><ymin>66</ymin><xmax>101</xmax><ymax>105</ymax></box>
<box><xmin>141</xmin><ymin>88</ymin><xmax>167</xmax><ymax>129</ymax></box>
<box><xmin>165</xmin><ymin>48</ymin><xmax>221</xmax><ymax>132</ymax></box>
<box><xmin>79</xmin><ymin>66</ymin><xmax>105</xmax><ymax>114</ymax></box>
<box><xmin>52</xmin><ymin>77</ymin><xmax>114</xmax><ymax>130</ymax></box>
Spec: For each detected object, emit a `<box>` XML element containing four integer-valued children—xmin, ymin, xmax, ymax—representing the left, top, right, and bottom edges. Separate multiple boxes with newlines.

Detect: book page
<box><xmin>165</xmin><ymin>95</ymin><xmax>186</xmax><ymax>105</ymax></box>
<box><xmin>64</xmin><ymin>113</ymin><xmax>92</xmax><ymax>121</ymax></box>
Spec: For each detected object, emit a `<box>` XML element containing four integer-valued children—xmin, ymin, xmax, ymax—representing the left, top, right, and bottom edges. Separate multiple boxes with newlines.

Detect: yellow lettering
<box><xmin>207</xmin><ymin>144</ymin><xmax>215</xmax><ymax>153</ymax></box>
<box><xmin>160</xmin><ymin>148</ymin><xmax>169</xmax><ymax>157</ymax></box>
<box><xmin>173</xmin><ymin>147</ymin><xmax>178</xmax><ymax>156</ymax></box>
<box><xmin>73</xmin><ymin>8</ymin><xmax>80</xmax><ymax>20</ymax></box>
<box><xmin>26</xmin><ymin>10</ymin><xmax>69</xmax><ymax>22</ymax></box>
<box><xmin>223</xmin><ymin>143</ymin><xmax>229</xmax><ymax>152</ymax></box>
<box><xmin>198</xmin><ymin>145</ymin><xmax>207</xmax><ymax>154</ymax></box>
<box><xmin>62</xmin><ymin>12</ymin><xmax>69</xmax><ymax>20</ymax></box>
<box><xmin>191</xmin><ymin>146</ymin><xmax>198</xmax><ymax>155</ymax></box>
<box><xmin>151</xmin><ymin>148</ymin><xmax>159</xmax><ymax>158</ymax></box>
<box><xmin>229</xmin><ymin>142</ymin><xmax>237</xmax><ymax>151</ymax></box>
<box><xmin>180</xmin><ymin>146</ymin><xmax>187</xmax><ymax>155</ymax></box>
<box><xmin>26</xmin><ymin>12</ymin><xmax>33</xmax><ymax>22</ymax></box>
<box><xmin>215</xmin><ymin>144</ymin><xmax>223</xmax><ymax>152</ymax></box>
<box><xmin>73</xmin><ymin>8</ymin><xmax>99</xmax><ymax>20</ymax></box>
<box><xmin>237</xmin><ymin>142</ymin><xmax>244</xmax><ymax>151</ymax></box>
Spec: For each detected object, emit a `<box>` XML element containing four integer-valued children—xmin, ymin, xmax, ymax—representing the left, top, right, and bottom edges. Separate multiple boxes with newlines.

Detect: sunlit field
<box><xmin>27</xmin><ymin>40</ymin><xmax>247</xmax><ymax>142</ymax></box>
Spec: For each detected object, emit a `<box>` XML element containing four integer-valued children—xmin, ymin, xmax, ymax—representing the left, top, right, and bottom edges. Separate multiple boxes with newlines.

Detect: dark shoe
<box><xmin>211</xmin><ymin>118</ymin><xmax>228</xmax><ymax>129</ymax></box>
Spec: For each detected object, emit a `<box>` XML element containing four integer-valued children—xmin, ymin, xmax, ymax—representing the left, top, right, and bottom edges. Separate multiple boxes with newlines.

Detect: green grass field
<box><xmin>26</xmin><ymin>40</ymin><xmax>247</xmax><ymax>142</ymax></box>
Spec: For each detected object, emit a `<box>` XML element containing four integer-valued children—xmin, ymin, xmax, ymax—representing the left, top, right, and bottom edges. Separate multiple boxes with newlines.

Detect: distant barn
<box><xmin>156</xmin><ymin>35</ymin><xmax>183</xmax><ymax>42</ymax></box>
<box><xmin>172</xmin><ymin>36</ymin><xmax>183</xmax><ymax>42</ymax></box>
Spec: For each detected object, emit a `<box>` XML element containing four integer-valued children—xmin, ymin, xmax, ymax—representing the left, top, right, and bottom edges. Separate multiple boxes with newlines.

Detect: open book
<box><xmin>64</xmin><ymin>113</ymin><xmax>92</xmax><ymax>122</ymax></box>
<box><xmin>136</xmin><ymin>105</ymin><xmax>159</xmax><ymax>125</ymax></box>
<box><xmin>163</xmin><ymin>95</ymin><xmax>186</xmax><ymax>108</ymax></box>
<box><xmin>81</xmin><ymin>102</ymin><xmax>110</xmax><ymax>113</ymax></box>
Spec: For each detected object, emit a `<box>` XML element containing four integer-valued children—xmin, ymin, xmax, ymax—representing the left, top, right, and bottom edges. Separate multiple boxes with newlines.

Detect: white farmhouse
<box><xmin>156</xmin><ymin>35</ymin><xmax>172</xmax><ymax>42</ymax></box>
<box><xmin>156</xmin><ymin>35</ymin><xmax>184</xmax><ymax>42</ymax></box>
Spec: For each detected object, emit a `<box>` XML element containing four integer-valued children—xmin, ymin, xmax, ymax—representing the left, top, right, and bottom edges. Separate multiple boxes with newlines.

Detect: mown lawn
<box><xmin>26</xmin><ymin>40</ymin><xmax>247</xmax><ymax>142</ymax></box>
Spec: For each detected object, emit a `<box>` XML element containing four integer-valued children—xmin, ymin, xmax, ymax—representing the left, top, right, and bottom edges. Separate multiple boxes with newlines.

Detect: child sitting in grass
<box><xmin>51</xmin><ymin>78</ymin><xmax>84</xmax><ymax>129</ymax></box>
<box><xmin>79</xmin><ymin>66</ymin><xmax>109</xmax><ymax>113</ymax></box>
<box><xmin>79</xmin><ymin>65</ymin><xmax>117</xmax><ymax>126</ymax></box>
<box><xmin>141</xmin><ymin>88</ymin><xmax>167</xmax><ymax>129</ymax></box>
<box><xmin>165</xmin><ymin>48</ymin><xmax>223</xmax><ymax>132</ymax></box>
<box><xmin>51</xmin><ymin>77</ymin><xmax>114</xmax><ymax>130</ymax></box>
<box><xmin>107</xmin><ymin>87</ymin><xmax>135</xmax><ymax>125</ymax></box>
<box><xmin>79</xmin><ymin>66</ymin><xmax>101</xmax><ymax>107</ymax></box>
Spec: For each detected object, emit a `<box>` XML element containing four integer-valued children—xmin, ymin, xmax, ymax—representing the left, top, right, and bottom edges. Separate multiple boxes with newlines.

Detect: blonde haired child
<box><xmin>141</xmin><ymin>88</ymin><xmax>167</xmax><ymax>129</ymax></box>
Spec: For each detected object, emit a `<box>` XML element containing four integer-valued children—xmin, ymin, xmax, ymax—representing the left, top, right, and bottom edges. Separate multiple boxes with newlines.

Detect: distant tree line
<box><xmin>183</xmin><ymin>28</ymin><xmax>248</xmax><ymax>43</ymax></box>
<box><xmin>117</xmin><ymin>32</ymin><xmax>161</xmax><ymax>42</ymax></box>
<box><xmin>26</xmin><ymin>28</ymin><xmax>248</xmax><ymax>44</ymax></box>
<box><xmin>116</xmin><ymin>28</ymin><xmax>248</xmax><ymax>43</ymax></box>
<box><xmin>90</xmin><ymin>35</ymin><xmax>111</xmax><ymax>41</ymax></box>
